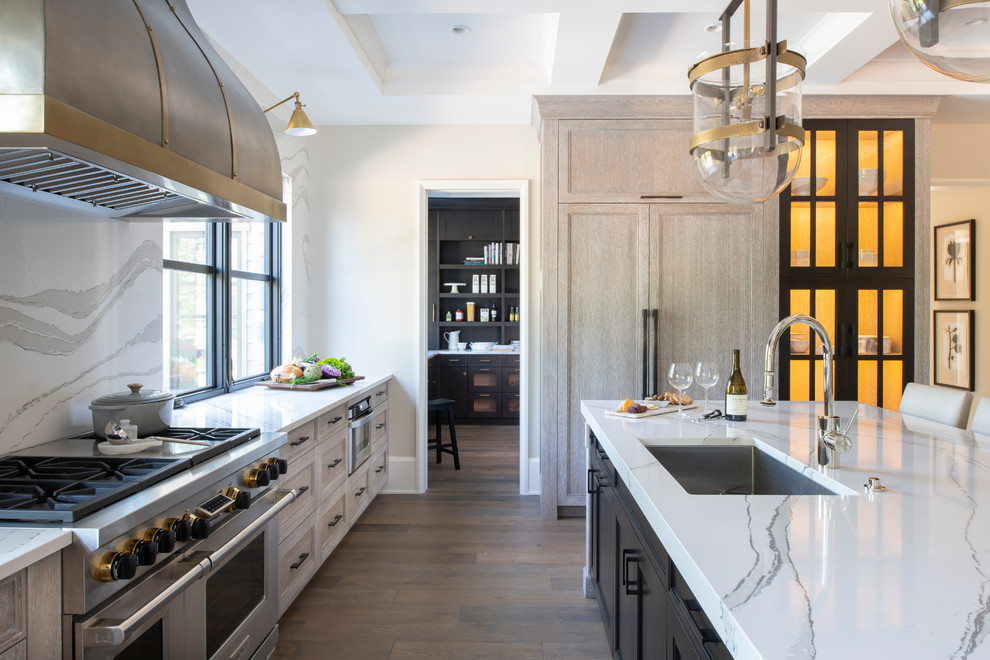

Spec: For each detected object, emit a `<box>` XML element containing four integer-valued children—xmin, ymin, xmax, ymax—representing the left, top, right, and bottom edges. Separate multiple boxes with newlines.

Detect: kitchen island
<box><xmin>582</xmin><ymin>399</ymin><xmax>990</xmax><ymax>659</ymax></box>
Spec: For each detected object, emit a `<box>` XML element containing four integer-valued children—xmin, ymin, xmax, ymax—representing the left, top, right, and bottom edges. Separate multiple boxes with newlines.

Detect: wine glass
<box><xmin>694</xmin><ymin>361</ymin><xmax>720</xmax><ymax>414</ymax></box>
<box><xmin>667</xmin><ymin>363</ymin><xmax>693</xmax><ymax>418</ymax></box>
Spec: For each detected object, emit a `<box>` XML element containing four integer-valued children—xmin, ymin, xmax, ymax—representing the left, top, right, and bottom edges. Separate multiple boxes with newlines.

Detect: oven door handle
<box><xmin>349</xmin><ymin>406</ymin><xmax>381</xmax><ymax>430</ymax></box>
<box><xmin>83</xmin><ymin>488</ymin><xmax>299</xmax><ymax>648</ymax></box>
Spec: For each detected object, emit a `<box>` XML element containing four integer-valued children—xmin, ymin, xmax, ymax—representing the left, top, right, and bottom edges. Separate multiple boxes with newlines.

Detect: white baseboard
<box><xmin>381</xmin><ymin>456</ymin><xmax>419</xmax><ymax>494</ymax></box>
<box><xmin>524</xmin><ymin>457</ymin><xmax>540</xmax><ymax>495</ymax></box>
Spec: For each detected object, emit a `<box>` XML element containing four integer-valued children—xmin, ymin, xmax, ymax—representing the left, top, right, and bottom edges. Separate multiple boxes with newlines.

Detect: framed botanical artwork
<box><xmin>934</xmin><ymin>310</ymin><xmax>975</xmax><ymax>391</ymax></box>
<box><xmin>935</xmin><ymin>219</ymin><xmax>975</xmax><ymax>301</ymax></box>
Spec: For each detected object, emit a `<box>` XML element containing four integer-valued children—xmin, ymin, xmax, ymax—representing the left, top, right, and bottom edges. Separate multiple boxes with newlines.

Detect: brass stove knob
<box><xmin>145</xmin><ymin>527</ymin><xmax>176</xmax><ymax>553</ymax></box>
<box><xmin>223</xmin><ymin>487</ymin><xmax>251</xmax><ymax>510</ymax></box>
<box><xmin>96</xmin><ymin>551</ymin><xmax>138</xmax><ymax>582</ymax></box>
<box><xmin>123</xmin><ymin>539</ymin><xmax>158</xmax><ymax>566</ymax></box>
<box><xmin>267</xmin><ymin>457</ymin><xmax>288</xmax><ymax>476</ymax></box>
<box><xmin>164</xmin><ymin>517</ymin><xmax>192</xmax><ymax>543</ymax></box>
<box><xmin>245</xmin><ymin>466</ymin><xmax>271</xmax><ymax>489</ymax></box>
<box><xmin>183</xmin><ymin>513</ymin><xmax>210</xmax><ymax>540</ymax></box>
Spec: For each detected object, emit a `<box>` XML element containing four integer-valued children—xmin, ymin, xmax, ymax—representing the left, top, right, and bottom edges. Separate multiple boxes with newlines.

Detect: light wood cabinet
<box><xmin>0</xmin><ymin>553</ymin><xmax>60</xmax><ymax>659</ymax></box>
<box><xmin>277</xmin><ymin>380</ymin><xmax>390</xmax><ymax>614</ymax></box>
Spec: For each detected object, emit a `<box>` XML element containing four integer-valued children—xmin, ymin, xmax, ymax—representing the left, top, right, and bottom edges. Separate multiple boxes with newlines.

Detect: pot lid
<box><xmin>91</xmin><ymin>383</ymin><xmax>174</xmax><ymax>407</ymax></box>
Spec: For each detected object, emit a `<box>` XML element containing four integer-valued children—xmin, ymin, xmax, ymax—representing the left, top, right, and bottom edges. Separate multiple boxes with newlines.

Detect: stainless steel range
<box><xmin>0</xmin><ymin>427</ymin><xmax>297</xmax><ymax>660</ymax></box>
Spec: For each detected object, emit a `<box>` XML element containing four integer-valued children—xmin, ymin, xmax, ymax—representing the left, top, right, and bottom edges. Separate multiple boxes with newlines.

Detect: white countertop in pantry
<box><xmin>0</xmin><ymin>528</ymin><xmax>73</xmax><ymax>581</ymax></box>
<box><xmin>427</xmin><ymin>349</ymin><xmax>519</xmax><ymax>358</ymax></box>
<box><xmin>171</xmin><ymin>374</ymin><xmax>393</xmax><ymax>432</ymax></box>
<box><xmin>582</xmin><ymin>399</ymin><xmax>990</xmax><ymax>660</ymax></box>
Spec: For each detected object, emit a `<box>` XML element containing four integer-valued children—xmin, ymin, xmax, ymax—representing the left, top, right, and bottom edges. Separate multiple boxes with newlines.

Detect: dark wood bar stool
<box><xmin>427</xmin><ymin>398</ymin><xmax>460</xmax><ymax>469</ymax></box>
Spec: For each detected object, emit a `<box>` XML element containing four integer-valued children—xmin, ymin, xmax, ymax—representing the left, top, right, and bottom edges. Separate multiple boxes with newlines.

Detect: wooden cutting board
<box><xmin>604</xmin><ymin>403</ymin><xmax>698</xmax><ymax>419</ymax></box>
<box><xmin>254</xmin><ymin>376</ymin><xmax>365</xmax><ymax>391</ymax></box>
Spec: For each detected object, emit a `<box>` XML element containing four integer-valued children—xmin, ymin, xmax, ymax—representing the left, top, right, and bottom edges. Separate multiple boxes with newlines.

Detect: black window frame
<box><xmin>164</xmin><ymin>221</ymin><xmax>281</xmax><ymax>404</ymax></box>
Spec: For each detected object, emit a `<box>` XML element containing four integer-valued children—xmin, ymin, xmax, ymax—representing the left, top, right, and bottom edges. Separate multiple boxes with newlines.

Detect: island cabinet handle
<box><xmin>290</xmin><ymin>553</ymin><xmax>309</xmax><ymax>570</ymax></box>
<box><xmin>587</xmin><ymin>468</ymin><xmax>598</xmax><ymax>494</ymax></box>
<box><xmin>328</xmin><ymin>458</ymin><xmax>343</xmax><ymax>469</ymax></box>
<box><xmin>297</xmin><ymin>486</ymin><xmax>309</xmax><ymax>495</ymax></box>
<box><xmin>328</xmin><ymin>416</ymin><xmax>342</xmax><ymax>425</ymax></box>
<box><xmin>375</xmin><ymin>423</ymin><xmax>386</xmax><ymax>430</ymax></box>
<box><xmin>375</xmin><ymin>465</ymin><xmax>385</xmax><ymax>474</ymax></box>
<box><xmin>355</xmin><ymin>487</ymin><xmax>367</xmax><ymax>497</ymax></box>
<box><xmin>290</xmin><ymin>435</ymin><xmax>310</xmax><ymax>447</ymax></box>
<box><xmin>376</xmin><ymin>390</ymin><xmax>386</xmax><ymax>396</ymax></box>
<box><xmin>327</xmin><ymin>514</ymin><xmax>343</xmax><ymax>528</ymax></box>
<box><xmin>622</xmin><ymin>549</ymin><xmax>639</xmax><ymax>596</ymax></box>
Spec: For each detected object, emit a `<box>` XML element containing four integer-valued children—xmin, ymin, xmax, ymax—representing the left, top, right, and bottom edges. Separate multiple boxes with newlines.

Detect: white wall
<box><xmin>0</xmin><ymin>194</ymin><xmax>162</xmax><ymax>452</ymax></box>
<box><xmin>306</xmin><ymin>125</ymin><xmax>541</xmax><ymax>492</ymax></box>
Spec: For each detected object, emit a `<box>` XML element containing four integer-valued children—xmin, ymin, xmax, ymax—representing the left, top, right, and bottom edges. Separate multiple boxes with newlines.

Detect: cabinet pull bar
<box><xmin>327</xmin><ymin>514</ymin><xmax>342</xmax><ymax>527</ymax></box>
<box><xmin>290</xmin><ymin>552</ymin><xmax>309</xmax><ymax>570</ymax></box>
<box><xmin>376</xmin><ymin>423</ymin><xmax>386</xmax><ymax>430</ymax></box>
<box><xmin>587</xmin><ymin>468</ymin><xmax>598</xmax><ymax>494</ymax></box>
<box><xmin>328</xmin><ymin>459</ymin><xmax>342</xmax><ymax>469</ymax></box>
<box><xmin>297</xmin><ymin>486</ymin><xmax>309</xmax><ymax>495</ymax></box>
<box><xmin>289</xmin><ymin>435</ymin><xmax>310</xmax><ymax>447</ymax></box>
<box><xmin>622</xmin><ymin>549</ymin><xmax>639</xmax><ymax>595</ymax></box>
<box><xmin>642</xmin><ymin>309</ymin><xmax>649</xmax><ymax>399</ymax></box>
<box><xmin>328</xmin><ymin>416</ymin><xmax>342</xmax><ymax>425</ymax></box>
<box><xmin>355</xmin><ymin>487</ymin><xmax>367</xmax><ymax>497</ymax></box>
<box><xmin>375</xmin><ymin>466</ymin><xmax>385</xmax><ymax>473</ymax></box>
<box><xmin>652</xmin><ymin>309</ymin><xmax>659</xmax><ymax>396</ymax></box>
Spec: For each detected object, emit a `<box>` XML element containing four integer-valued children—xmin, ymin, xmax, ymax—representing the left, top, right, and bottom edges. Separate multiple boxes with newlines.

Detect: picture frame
<box><xmin>934</xmin><ymin>219</ymin><xmax>975</xmax><ymax>301</ymax></box>
<box><xmin>933</xmin><ymin>310</ymin><xmax>975</xmax><ymax>391</ymax></box>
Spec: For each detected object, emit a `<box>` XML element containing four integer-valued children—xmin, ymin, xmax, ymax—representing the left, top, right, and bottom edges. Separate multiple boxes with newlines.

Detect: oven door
<box><xmin>347</xmin><ymin>406</ymin><xmax>382</xmax><ymax>474</ymax></box>
<box><xmin>75</xmin><ymin>489</ymin><xmax>295</xmax><ymax>660</ymax></box>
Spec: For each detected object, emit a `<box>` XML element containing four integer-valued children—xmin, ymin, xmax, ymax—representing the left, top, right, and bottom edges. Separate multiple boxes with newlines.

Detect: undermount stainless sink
<box><xmin>645</xmin><ymin>444</ymin><xmax>843</xmax><ymax>496</ymax></box>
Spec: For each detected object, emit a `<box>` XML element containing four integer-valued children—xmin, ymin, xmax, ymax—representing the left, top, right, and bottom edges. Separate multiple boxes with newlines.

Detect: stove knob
<box><xmin>265</xmin><ymin>462</ymin><xmax>279</xmax><ymax>481</ymax></box>
<box><xmin>267</xmin><ymin>457</ymin><xmax>288</xmax><ymax>476</ymax></box>
<box><xmin>165</xmin><ymin>517</ymin><xmax>192</xmax><ymax>543</ymax></box>
<box><xmin>245</xmin><ymin>467</ymin><xmax>270</xmax><ymax>488</ymax></box>
<box><xmin>184</xmin><ymin>513</ymin><xmax>210</xmax><ymax>540</ymax></box>
<box><xmin>145</xmin><ymin>527</ymin><xmax>176</xmax><ymax>554</ymax></box>
<box><xmin>124</xmin><ymin>539</ymin><xmax>158</xmax><ymax>566</ymax></box>
<box><xmin>97</xmin><ymin>551</ymin><xmax>138</xmax><ymax>582</ymax></box>
<box><xmin>223</xmin><ymin>487</ymin><xmax>252</xmax><ymax>510</ymax></box>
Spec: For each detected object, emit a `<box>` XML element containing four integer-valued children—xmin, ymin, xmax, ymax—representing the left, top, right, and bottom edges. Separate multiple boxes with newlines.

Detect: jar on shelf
<box><xmin>455</xmin><ymin>308</ymin><xmax>464</xmax><ymax>322</ymax></box>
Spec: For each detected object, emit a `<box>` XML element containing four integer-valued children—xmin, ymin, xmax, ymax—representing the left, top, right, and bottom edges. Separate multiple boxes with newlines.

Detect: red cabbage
<box><xmin>320</xmin><ymin>364</ymin><xmax>341</xmax><ymax>379</ymax></box>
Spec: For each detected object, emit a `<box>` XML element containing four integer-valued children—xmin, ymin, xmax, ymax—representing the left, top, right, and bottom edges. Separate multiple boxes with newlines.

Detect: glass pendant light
<box><xmin>688</xmin><ymin>0</ymin><xmax>807</xmax><ymax>205</ymax></box>
<box><xmin>889</xmin><ymin>0</ymin><xmax>990</xmax><ymax>83</ymax></box>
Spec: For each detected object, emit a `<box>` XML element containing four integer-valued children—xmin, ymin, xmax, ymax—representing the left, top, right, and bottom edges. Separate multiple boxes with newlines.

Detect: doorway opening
<box><xmin>416</xmin><ymin>180</ymin><xmax>529</xmax><ymax>494</ymax></box>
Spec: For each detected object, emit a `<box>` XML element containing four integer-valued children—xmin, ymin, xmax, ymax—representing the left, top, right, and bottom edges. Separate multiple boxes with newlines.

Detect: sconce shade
<box><xmin>286</xmin><ymin>100</ymin><xmax>317</xmax><ymax>136</ymax></box>
<box><xmin>890</xmin><ymin>0</ymin><xmax>990</xmax><ymax>83</ymax></box>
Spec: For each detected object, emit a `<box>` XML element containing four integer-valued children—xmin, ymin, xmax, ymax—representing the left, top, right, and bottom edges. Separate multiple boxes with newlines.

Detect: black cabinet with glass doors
<box><xmin>779</xmin><ymin>119</ymin><xmax>915</xmax><ymax>410</ymax></box>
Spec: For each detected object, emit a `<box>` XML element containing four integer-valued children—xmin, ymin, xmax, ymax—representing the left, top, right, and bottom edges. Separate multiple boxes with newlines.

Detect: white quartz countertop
<box><xmin>172</xmin><ymin>374</ymin><xmax>392</xmax><ymax>432</ymax></box>
<box><xmin>427</xmin><ymin>349</ymin><xmax>519</xmax><ymax>358</ymax></box>
<box><xmin>0</xmin><ymin>528</ymin><xmax>72</xmax><ymax>581</ymax></box>
<box><xmin>581</xmin><ymin>399</ymin><xmax>990</xmax><ymax>660</ymax></box>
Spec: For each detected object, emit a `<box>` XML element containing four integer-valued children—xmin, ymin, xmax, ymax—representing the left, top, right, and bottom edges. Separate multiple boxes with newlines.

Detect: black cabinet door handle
<box><xmin>328</xmin><ymin>458</ymin><xmax>343</xmax><ymax>469</ymax></box>
<box><xmin>297</xmin><ymin>486</ymin><xmax>309</xmax><ymax>495</ymax></box>
<box><xmin>587</xmin><ymin>468</ymin><xmax>598</xmax><ymax>494</ymax></box>
<box><xmin>376</xmin><ymin>390</ymin><xmax>386</xmax><ymax>396</ymax></box>
<box><xmin>290</xmin><ymin>552</ymin><xmax>309</xmax><ymax>570</ymax></box>
<box><xmin>327</xmin><ymin>514</ymin><xmax>343</xmax><ymax>528</ymax></box>
<box><xmin>375</xmin><ymin>465</ymin><xmax>385</xmax><ymax>473</ymax></box>
<box><xmin>355</xmin><ymin>487</ymin><xmax>367</xmax><ymax>497</ymax></box>
<box><xmin>622</xmin><ymin>549</ymin><xmax>638</xmax><ymax>595</ymax></box>
<box><xmin>290</xmin><ymin>435</ymin><xmax>310</xmax><ymax>447</ymax></box>
<box><xmin>641</xmin><ymin>309</ymin><xmax>649</xmax><ymax>399</ymax></box>
<box><xmin>328</xmin><ymin>416</ymin><xmax>342</xmax><ymax>425</ymax></box>
<box><xmin>652</xmin><ymin>309</ymin><xmax>659</xmax><ymax>396</ymax></box>
<box><xmin>376</xmin><ymin>423</ymin><xmax>386</xmax><ymax>430</ymax></box>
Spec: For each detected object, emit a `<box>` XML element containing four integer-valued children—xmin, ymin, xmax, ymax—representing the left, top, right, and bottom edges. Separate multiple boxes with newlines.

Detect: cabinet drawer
<box><xmin>319</xmin><ymin>487</ymin><xmax>348</xmax><ymax>560</ymax></box>
<box><xmin>501</xmin><ymin>393</ymin><xmax>520</xmax><ymax>418</ymax></box>
<box><xmin>468</xmin><ymin>392</ymin><xmax>501</xmax><ymax>418</ymax></box>
<box><xmin>316</xmin><ymin>405</ymin><xmax>346</xmax><ymax>443</ymax></box>
<box><xmin>370</xmin><ymin>383</ymin><xmax>388</xmax><ymax>409</ymax></box>
<box><xmin>467</xmin><ymin>355</ymin><xmax>498</xmax><ymax>366</ymax></box>
<box><xmin>283</xmin><ymin>422</ymin><xmax>317</xmax><ymax>464</ymax></box>
<box><xmin>371</xmin><ymin>404</ymin><xmax>388</xmax><ymax>448</ymax></box>
<box><xmin>348</xmin><ymin>465</ymin><xmax>372</xmax><ymax>523</ymax></box>
<box><xmin>500</xmin><ymin>354</ymin><xmax>520</xmax><ymax>367</ymax></box>
<box><xmin>319</xmin><ymin>436</ymin><xmax>347</xmax><ymax>503</ymax></box>
<box><xmin>371</xmin><ymin>448</ymin><xmax>388</xmax><ymax>496</ymax></box>
<box><xmin>278</xmin><ymin>448</ymin><xmax>318</xmax><ymax>542</ymax></box>
<box><xmin>501</xmin><ymin>366</ymin><xmax>520</xmax><ymax>392</ymax></box>
<box><xmin>467</xmin><ymin>366</ymin><xmax>500</xmax><ymax>392</ymax></box>
<box><xmin>278</xmin><ymin>523</ymin><xmax>317</xmax><ymax>612</ymax></box>
<box><xmin>441</xmin><ymin>355</ymin><xmax>467</xmax><ymax>367</ymax></box>
<box><xmin>0</xmin><ymin>572</ymin><xmax>24</xmax><ymax>653</ymax></box>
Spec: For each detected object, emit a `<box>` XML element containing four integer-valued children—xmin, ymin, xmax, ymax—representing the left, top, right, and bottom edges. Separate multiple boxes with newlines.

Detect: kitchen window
<box><xmin>163</xmin><ymin>221</ymin><xmax>280</xmax><ymax>400</ymax></box>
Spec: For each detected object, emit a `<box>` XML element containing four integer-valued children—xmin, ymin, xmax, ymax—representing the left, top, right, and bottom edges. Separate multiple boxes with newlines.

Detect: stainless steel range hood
<box><xmin>0</xmin><ymin>0</ymin><xmax>286</xmax><ymax>222</ymax></box>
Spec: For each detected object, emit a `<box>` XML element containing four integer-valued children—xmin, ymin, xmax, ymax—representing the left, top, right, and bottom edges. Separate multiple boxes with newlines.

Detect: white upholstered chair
<box><xmin>898</xmin><ymin>382</ymin><xmax>973</xmax><ymax>429</ymax></box>
<box><xmin>971</xmin><ymin>398</ymin><xmax>990</xmax><ymax>436</ymax></box>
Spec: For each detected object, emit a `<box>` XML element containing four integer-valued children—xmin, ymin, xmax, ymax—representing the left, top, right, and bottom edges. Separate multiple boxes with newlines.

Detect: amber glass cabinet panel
<box><xmin>779</xmin><ymin>119</ymin><xmax>915</xmax><ymax>409</ymax></box>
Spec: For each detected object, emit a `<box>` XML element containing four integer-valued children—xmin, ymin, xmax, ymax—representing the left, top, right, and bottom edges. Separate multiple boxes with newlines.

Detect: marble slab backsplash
<box><xmin>0</xmin><ymin>194</ymin><xmax>163</xmax><ymax>453</ymax></box>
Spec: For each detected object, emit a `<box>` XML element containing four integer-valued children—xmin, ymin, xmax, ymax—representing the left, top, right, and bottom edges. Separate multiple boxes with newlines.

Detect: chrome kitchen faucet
<box><xmin>761</xmin><ymin>314</ymin><xmax>851</xmax><ymax>467</ymax></box>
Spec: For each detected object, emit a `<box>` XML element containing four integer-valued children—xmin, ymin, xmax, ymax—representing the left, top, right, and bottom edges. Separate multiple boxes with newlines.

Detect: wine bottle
<box><xmin>725</xmin><ymin>349</ymin><xmax>748</xmax><ymax>421</ymax></box>
<box><xmin>491</xmin><ymin>302</ymin><xmax>498</xmax><ymax>322</ymax></box>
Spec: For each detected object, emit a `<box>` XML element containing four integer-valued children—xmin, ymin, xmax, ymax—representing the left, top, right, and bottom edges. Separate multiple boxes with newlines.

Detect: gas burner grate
<box><xmin>0</xmin><ymin>484</ymin><xmax>46</xmax><ymax>510</ymax></box>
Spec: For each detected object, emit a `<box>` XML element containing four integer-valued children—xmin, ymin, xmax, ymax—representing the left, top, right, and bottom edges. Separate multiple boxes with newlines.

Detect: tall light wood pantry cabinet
<box><xmin>535</xmin><ymin>97</ymin><xmax>777</xmax><ymax>518</ymax></box>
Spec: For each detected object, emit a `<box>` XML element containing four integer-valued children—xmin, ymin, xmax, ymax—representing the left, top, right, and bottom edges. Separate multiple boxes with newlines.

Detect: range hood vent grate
<box><xmin>0</xmin><ymin>149</ymin><xmax>184</xmax><ymax>212</ymax></box>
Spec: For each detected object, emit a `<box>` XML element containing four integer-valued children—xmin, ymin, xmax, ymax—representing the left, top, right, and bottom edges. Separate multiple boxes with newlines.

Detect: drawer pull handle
<box><xmin>355</xmin><ymin>487</ymin><xmax>367</xmax><ymax>497</ymax></box>
<box><xmin>328</xmin><ymin>416</ymin><xmax>342</xmax><ymax>425</ymax></box>
<box><xmin>480</xmin><ymin>359</ymin><xmax>491</xmax><ymax>363</ymax></box>
<box><xmin>327</xmin><ymin>515</ymin><xmax>343</xmax><ymax>527</ymax></box>
<box><xmin>297</xmin><ymin>486</ymin><xmax>309</xmax><ymax>495</ymax></box>
<box><xmin>375</xmin><ymin>466</ymin><xmax>385</xmax><ymax>473</ymax></box>
<box><xmin>375</xmin><ymin>423</ymin><xmax>386</xmax><ymax>430</ymax></box>
<box><xmin>290</xmin><ymin>553</ymin><xmax>309</xmax><ymax>570</ymax></box>
<box><xmin>376</xmin><ymin>390</ymin><xmax>386</xmax><ymax>396</ymax></box>
<box><xmin>328</xmin><ymin>458</ymin><xmax>343</xmax><ymax>469</ymax></box>
<box><xmin>290</xmin><ymin>435</ymin><xmax>310</xmax><ymax>447</ymax></box>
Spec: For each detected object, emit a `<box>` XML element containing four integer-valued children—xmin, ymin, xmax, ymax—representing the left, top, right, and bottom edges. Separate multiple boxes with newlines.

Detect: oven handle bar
<box><xmin>83</xmin><ymin>488</ymin><xmax>299</xmax><ymax>648</ymax></box>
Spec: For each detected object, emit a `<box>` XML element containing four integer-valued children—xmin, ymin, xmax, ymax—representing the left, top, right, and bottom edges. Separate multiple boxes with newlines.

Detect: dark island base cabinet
<box><xmin>590</xmin><ymin>434</ymin><xmax>733</xmax><ymax>660</ymax></box>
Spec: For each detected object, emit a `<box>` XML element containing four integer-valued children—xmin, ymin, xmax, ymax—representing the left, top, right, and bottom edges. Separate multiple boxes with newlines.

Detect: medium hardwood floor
<box><xmin>273</xmin><ymin>424</ymin><xmax>610</xmax><ymax>659</ymax></box>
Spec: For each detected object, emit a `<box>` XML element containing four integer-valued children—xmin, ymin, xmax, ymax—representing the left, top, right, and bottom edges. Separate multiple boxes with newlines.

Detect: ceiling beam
<box><xmin>549</xmin><ymin>11</ymin><xmax>624</xmax><ymax>86</ymax></box>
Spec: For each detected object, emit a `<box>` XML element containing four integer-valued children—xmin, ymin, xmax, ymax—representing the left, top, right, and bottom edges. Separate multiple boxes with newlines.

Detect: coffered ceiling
<box><xmin>187</xmin><ymin>0</ymin><xmax>990</xmax><ymax>125</ymax></box>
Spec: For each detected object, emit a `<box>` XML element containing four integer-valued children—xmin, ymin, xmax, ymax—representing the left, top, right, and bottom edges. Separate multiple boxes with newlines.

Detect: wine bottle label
<box><xmin>725</xmin><ymin>394</ymin><xmax>748</xmax><ymax>417</ymax></box>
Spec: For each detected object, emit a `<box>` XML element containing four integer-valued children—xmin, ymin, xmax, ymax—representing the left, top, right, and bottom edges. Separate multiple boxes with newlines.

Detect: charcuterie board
<box><xmin>254</xmin><ymin>376</ymin><xmax>365</xmax><ymax>391</ymax></box>
<box><xmin>604</xmin><ymin>402</ymin><xmax>698</xmax><ymax>419</ymax></box>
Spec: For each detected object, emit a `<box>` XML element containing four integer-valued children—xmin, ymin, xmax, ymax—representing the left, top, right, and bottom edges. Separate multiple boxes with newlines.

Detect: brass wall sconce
<box><xmin>263</xmin><ymin>92</ymin><xmax>317</xmax><ymax>136</ymax></box>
